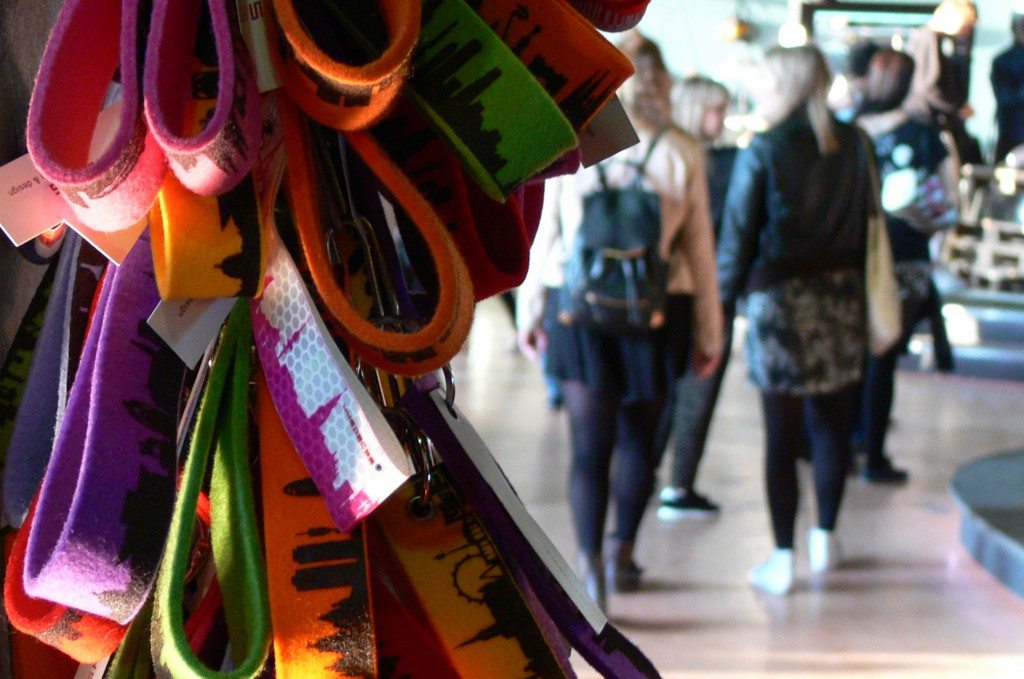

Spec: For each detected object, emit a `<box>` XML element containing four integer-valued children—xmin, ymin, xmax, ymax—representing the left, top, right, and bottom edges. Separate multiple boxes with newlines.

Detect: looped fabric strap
<box><xmin>144</xmin><ymin>0</ymin><xmax>262</xmax><ymax>196</ymax></box>
<box><xmin>151</xmin><ymin>302</ymin><xmax>271</xmax><ymax>679</ymax></box>
<box><xmin>4</xmin><ymin>498</ymin><xmax>128</xmax><ymax>663</ymax></box>
<box><xmin>250</xmin><ymin>224</ymin><xmax>411</xmax><ymax>532</ymax></box>
<box><xmin>24</xmin><ymin>230</ymin><xmax>186</xmax><ymax>624</ymax></box>
<box><xmin>471</xmin><ymin>0</ymin><xmax>634</xmax><ymax>131</ymax></box>
<box><xmin>279</xmin><ymin>96</ymin><xmax>474</xmax><ymax>375</ymax></box>
<box><xmin>28</xmin><ymin>0</ymin><xmax>166</xmax><ymax>232</ymax></box>
<box><xmin>268</xmin><ymin>0</ymin><xmax>419</xmax><ymax>131</ymax></box>
<box><xmin>257</xmin><ymin>373</ymin><xmax>377</xmax><ymax>678</ymax></box>
<box><xmin>566</xmin><ymin>0</ymin><xmax>651</xmax><ymax>32</ymax></box>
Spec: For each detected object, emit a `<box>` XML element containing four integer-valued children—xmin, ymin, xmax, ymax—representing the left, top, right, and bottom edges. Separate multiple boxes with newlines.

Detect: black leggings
<box><xmin>760</xmin><ymin>386</ymin><xmax>856</xmax><ymax>549</ymax></box>
<box><xmin>563</xmin><ymin>381</ymin><xmax>664</xmax><ymax>555</ymax></box>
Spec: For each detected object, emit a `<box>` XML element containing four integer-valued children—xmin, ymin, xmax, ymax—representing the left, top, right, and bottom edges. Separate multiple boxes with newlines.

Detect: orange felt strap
<box><xmin>279</xmin><ymin>95</ymin><xmax>474</xmax><ymax>376</ymax></box>
<box><xmin>268</xmin><ymin>0</ymin><xmax>418</xmax><ymax>131</ymax></box>
<box><xmin>257</xmin><ymin>372</ymin><xmax>377</xmax><ymax>678</ymax></box>
<box><xmin>370</xmin><ymin>477</ymin><xmax>568</xmax><ymax>678</ymax></box>
<box><xmin>471</xmin><ymin>0</ymin><xmax>634</xmax><ymax>131</ymax></box>
<box><xmin>3</xmin><ymin>499</ymin><xmax>127</xmax><ymax>664</ymax></box>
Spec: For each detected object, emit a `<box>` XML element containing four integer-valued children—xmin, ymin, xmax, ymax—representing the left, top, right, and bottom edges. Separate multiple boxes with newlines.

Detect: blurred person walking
<box><xmin>717</xmin><ymin>45</ymin><xmax>870</xmax><ymax>595</ymax></box>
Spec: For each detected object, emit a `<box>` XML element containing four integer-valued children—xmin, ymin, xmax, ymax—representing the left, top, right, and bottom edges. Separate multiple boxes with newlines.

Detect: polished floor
<box><xmin>451</xmin><ymin>299</ymin><xmax>1024</xmax><ymax>678</ymax></box>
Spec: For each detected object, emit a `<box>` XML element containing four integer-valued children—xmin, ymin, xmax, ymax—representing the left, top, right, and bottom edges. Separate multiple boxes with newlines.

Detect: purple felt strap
<box><xmin>27</xmin><ymin>0</ymin><xmax>166</xmax><ymax>232</ymax></box>
<box><xmin>23</xmin><ymin>228</ymin><xmax>186</xmax><ymax>623</ymax></box>
<box><xmin>403</xmin><ymin>380</ymin><xmax>661</xmax><ymax>679</ymax></box>
<box><xmin>143</xmin><ymin>0</ymin><xmax>263</xmax><ymax>196</ymax></box>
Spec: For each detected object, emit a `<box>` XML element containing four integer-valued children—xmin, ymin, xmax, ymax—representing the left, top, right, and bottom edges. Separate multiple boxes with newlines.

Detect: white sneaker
<box><xmin>748</xmin><ymin>549</ymin><xmax>794</xmax><ymax>595</ymax></box>
<box><xmin>808</xmin><ymin>527</ymin><xmax>842</xmax><ymax>574</ymax></box>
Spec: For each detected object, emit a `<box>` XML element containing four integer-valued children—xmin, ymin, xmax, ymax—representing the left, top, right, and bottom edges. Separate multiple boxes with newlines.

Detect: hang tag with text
<box><xmin>237</xmin><ymin>0</ymin><xmax>282</xmax><ymax>93</ymax></box>
<box><xmin>579</xmin><ymin>95</ymin><xmax>639</xmax><ymax>168</ymax></box>
<box><xmin>148</xmin><ymin>297</ymin><xmax>235</xmax><ymax>370</ymax></box>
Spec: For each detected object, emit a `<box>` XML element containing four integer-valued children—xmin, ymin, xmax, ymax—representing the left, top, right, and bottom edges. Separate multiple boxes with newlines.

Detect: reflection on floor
<box><xmin>452</xmin><ymin>298</ymin><xmax>1024</xmax><ymax>678</ymax></box>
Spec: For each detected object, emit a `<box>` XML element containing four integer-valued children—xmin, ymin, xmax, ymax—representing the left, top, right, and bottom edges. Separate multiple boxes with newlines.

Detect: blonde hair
<box><xmin>671</xmin><ymin>76</ymin><xmax>730</xmax><ymax>141</ymax></box>
<box><xmin>762</xmin><ymin>45</ymin><xmax>839</xmax><ymax>155</ymax></box>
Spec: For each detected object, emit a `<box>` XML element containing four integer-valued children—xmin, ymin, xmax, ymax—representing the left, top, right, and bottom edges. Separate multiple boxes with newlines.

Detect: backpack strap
<box><xmin>595</xmin><ymin>126</ymin><xmax>668</xmax><ymax>190</ymax></box>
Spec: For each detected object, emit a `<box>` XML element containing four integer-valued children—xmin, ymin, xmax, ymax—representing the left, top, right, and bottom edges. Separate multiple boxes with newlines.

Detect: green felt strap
<box><xmin>106</xmin><ymin>597</ymin><xmax>154</xmax><ymax>679</ymax></box>
<box><xmin>324</xmin><ymin>0</ymin><xmax>577</xmax><ymax>201</ymax></box>
<box><xmin>151</xmin><ymin>302</ymin><xmax>270</xmax><ymax>678</ymax></box>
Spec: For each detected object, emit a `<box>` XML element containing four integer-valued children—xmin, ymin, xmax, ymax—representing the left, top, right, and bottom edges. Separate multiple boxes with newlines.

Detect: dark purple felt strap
<box><xmin>23</xmin><ymin>228</ymin><xmax>186</xmax><ymax>623</ymax></box>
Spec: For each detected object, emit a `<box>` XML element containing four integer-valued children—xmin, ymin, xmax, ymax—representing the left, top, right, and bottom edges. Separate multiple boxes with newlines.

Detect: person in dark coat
<box><xmin>992</xmin><ymin>10</ymin><xmax>1024</xmax><ymax>163</ymax></box>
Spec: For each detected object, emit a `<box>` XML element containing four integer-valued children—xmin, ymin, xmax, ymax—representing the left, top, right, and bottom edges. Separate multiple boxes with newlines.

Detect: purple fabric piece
<box><xmin>403</xmin><ymin>379</ymin><xmax>661</xmax><ymax>679</ymax></box>
<box><xmin>23</xmin><ymin>228</ymin><xmax>185</xmax><ymax>623</ymax></box>
<box><xmin>3</xmin><ymin>232</ymin><xmax>80</xmax><ymax>527</ymax></box>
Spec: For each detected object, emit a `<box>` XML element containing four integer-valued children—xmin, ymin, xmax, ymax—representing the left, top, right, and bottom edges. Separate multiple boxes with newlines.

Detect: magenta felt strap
<box><xmin>567</xmin><ymin>0</ymin><xmax>651</xmax><ymax>31</ymax></box>
<box><xmin>143</xmin><ymin>0</ymin><xmax>263</xmax><ymax>196</ymax></box>
<box><xmin>23</xmin><ymin>229</ymin><xmax>186</xmax><ymax>623</ymax></box>
<box><xmin>27</xmin><ymin>0</ymin><xmax>166</xmax><ymax>232</ymax></box>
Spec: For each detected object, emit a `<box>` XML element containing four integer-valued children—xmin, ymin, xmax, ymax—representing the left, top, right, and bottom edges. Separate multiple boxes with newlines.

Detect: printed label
<box><xmin>147</xmin><ymin>297</ymin><xmax>235</xmax><ymax>370</ymax></box>
<box><xmin>579</xmin><ymin>95</ymin><xmax>639</xmax><ymax>168</ymax></box>
<box><xmin>237</xmin><ymin>0</ymin><xmax>282</xmax><ymax>93</ymax></box>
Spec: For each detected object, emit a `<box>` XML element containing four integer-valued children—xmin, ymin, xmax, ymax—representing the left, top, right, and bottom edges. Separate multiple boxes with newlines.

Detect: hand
<box><xmin>690</xmin><ymin>348</ymin><xmax>722</xmax><ymax>379</ymax></box>
<box><xmin>517</xmin><ymin>326</ymin><xmax>547</xmax><ymax>362</ymax></box>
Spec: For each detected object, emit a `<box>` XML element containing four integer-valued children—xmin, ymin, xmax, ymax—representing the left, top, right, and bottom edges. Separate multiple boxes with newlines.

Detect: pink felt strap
<box><xmin>27</xmin><ymin>0</ymin><xmax>166</xmax><ymax>232</ymax></box>
<box><xmin>143</xmin><ymin>0</ymin><xmax>263</xmax><ymax>195</ymax></box>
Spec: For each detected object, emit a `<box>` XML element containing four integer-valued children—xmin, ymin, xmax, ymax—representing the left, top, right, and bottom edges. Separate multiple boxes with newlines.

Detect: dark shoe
<box><xmin>606</xmin><ymin>540</ymin><xmax>642</xmax><ymax>593</ymax></box>
<box><xmin>577</xmin><ymin>552</ymin><xmax>606</xmax><ymax>611</ymax></box>
<box><xmin>862</xmin><ymin>459</ymin><xmax>909</xmax><ymax>485</ymax></box>
<box><xmin>657</xmin><ymin>488</ymin><xmax>720</xmax><ymax>520</ymax></box>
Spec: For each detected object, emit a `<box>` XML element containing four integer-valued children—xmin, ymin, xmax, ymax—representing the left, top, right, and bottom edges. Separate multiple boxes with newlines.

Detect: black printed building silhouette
<box><xmin>215</xmin><ymin>175</ymin><xmax>264</xmax><ymax>296</ymax></box>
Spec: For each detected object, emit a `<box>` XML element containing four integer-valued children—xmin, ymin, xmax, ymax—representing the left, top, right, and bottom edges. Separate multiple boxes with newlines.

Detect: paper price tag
<box><xmin>147</xmin><ymin>297</ymin><xmax>235</xmax><ymax>370</ymax></box>
<box><xmin>579</xmin><ymin>95</ymin><xmax>640</xmax><ymax>167</ymax></box>
<box><xmin>237</xmin><ymin>0</ymin><xmax>283</xmax><ymax>93</ymax></box>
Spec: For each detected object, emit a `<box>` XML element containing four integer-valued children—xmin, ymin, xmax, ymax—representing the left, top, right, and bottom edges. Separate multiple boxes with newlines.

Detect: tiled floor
<box><xmin>452</xmin><ymin>298</ymin><xmax>1024</xmax><ymax>678</ymax></box>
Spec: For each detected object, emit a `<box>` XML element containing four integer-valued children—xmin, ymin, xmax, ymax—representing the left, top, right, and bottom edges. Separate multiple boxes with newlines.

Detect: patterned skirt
<box><xmin>743</xmin><ymin>269</ymin><xmax>866</xmax><ymax>395</ymax></box>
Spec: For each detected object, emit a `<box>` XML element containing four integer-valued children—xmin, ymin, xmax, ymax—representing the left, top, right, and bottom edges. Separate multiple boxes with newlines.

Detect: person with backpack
<box><xmin>717</xmin><ymin>45</ymin><xmax>870</xmax><ymax>595</ymax></box>
<box><xmin>517</xmin><ymin>37</ymin><xmax>722</xmax><ymax>611</ymax></box>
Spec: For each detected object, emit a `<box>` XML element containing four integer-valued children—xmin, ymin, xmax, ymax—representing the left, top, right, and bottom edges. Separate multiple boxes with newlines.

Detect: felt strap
<box><xmin>143</xmin><ymin>0</ymin><xmax>262</xmax><ymax>196</ymax></box>
<box><xmin>469</xmin><ymin>0</ymin><xmax>634</xmax><ymax>131</ymax></box>
<box><xmin>403</xmin><ymin>382</ymin><xmax>661</xmax><ymax>678</ymax></box>
<box><xmin>371</xmin><ymin>99</ymin><xmax>531</xmax><ymax>301</ymax></box>
<box><xmin>27</xmin><ymin>0</ymin><xmax>167</xmax><ymax>231</ymax></box>
<box><xmin>4</xmin><ymin>499</ymin><xmax>128</xmax><ymax>664</ymax></box>
<box><xmin>24</xmin><ymin>230</ymin><xmax>186</xmax><ymax>623</ymax></box>
<box><xmin>267</xmin><ymin>0</ymin><xmax>419</xmax><ymax>131</ymax></box>
<box><xmin>105</xmin><ymin>597</ymin><xmax>154</xmax><ymax>679</ymax></box>
<box><xmin>257</xmin><ymin>373</ymin><xmax>377</xmax><ymax>678</ymax></box>
<box><xmin>279</xmin><ymin>96</ymin><xmax>474</xmax><ymax>375</ymax></box>
<box><xmin>370</xmin><ymin>476</ymin><xmax>568</xmax><ymax>678</ymax></box>
<box><xmin>3</xmin><ymin>233</ymin><xmax>105</xmax><ymax>529</ymax></box>
<box><xmin>323</xmin><ymin>0</ymin><xmax>578</xmax><ymax>201</ymax></box>
<box><xmin>250</xmin><ymin>224</ymin><xmax>411</xmax><ymax>532</ymax></box>
<box><xmin>0</xmin><ymin>261</ymin><xmax>56</xmax><ymax>482</ymax></box>
<box><xmin>151</xmin><ymin>302</ymin><xmax>271</xmax><ymax>679</ymax></box>
<box><xmin>565</xmin><ymin>0</ymin><xmax>651</xmax><ymax>32</ymax></box>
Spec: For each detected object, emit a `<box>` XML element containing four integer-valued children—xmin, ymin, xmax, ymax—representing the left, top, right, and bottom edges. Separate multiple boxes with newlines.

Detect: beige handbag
<box><xmin>860</xmin><ymin>129</ymin><xmax>902</xmax><ymax>356</ymax></box>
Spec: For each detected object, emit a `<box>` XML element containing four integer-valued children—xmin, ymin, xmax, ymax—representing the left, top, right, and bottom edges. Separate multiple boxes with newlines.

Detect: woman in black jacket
<box><xmin>717</xmin><ymin>45</ymin><xmax>871</xmax><ymax>595</ymax></box>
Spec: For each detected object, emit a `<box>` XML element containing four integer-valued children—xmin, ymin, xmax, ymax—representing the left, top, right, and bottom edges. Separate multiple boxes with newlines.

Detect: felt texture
<box><xmin>327</xmin><ymin>0</ymin><xmax>577</xmax><ymax>201</ymax></box>
<box><xmin>3</xmin><ymin>233</ymin><xmax>104</xmax><ymax>529</ymax></box>
<box><xmin>27</xmin><ymin>0</ymin><xmax>167</xmax><ymax>231</ymax></box>
<box><xmin>4</xmin><ymin>500</ymin><xmax>128</xmax><ymax>664</ymax></box>
<box><xmin>371</xmin><ymin>477</ymin><xmax>567</xmax><ymax>678</ymax></box>
<box><xmin>520</xmin><ymin>181</ymin><xmax>546</xmax><ymax>243</ymax></box>
<box><xmin>0</xmin><ymin>261</ymin><xmax>55</xmax><ymax>483</ymax></box>
<box><xmin>144</xmin><ymin>0</ymin><xmax>262</xmax><ymax>196</ymax></box>
<box><xmin>151</xmin><ymin>302</ymin><xmax>271</xmax><ymax>679</ymax></box>
<box><xmin>370</xmin><ymin>98</ymin><xmax>531</xmax><ymax>301</ymax></box>
<box><xmin>105</xmin><ymin>596</ymin><xmax>154</xmax><ymax>679</ymax></box>
<box><xmin>257</xmin><ymin>373</ymin><xmax>377</xmax><ymax>678</ymax></box>
<box><xmin>403</xmin><ymin>382</ymin><xmax>662</xmax><ymax>678</ymax></box>
<box><xmin>24</xmin><ymin>230</ymin><xmax>185</xmax><ymax>623</ymax></box>
<box><xmin>250</xmin><ymin>226</ymin><xmax>410</xmax><ymax>531</ymax></box>
<box><xmin>267</xmin><ymin>0</ymin><xmax>418</xmax><ymax>131</ymax></box>
<box><xmin>278</xmin><ymin>95</ymin><xmax>474</xmax><ymax>375</ymax></box>
<box><xmin>566</xmin><ymin>0</ymin><xmax>650</xmax><ymax>31</ymax></box>
<box><xmin>469</xmin><ymin>0</ymin><xmax>634</xmax><ymax>131</ymax></box>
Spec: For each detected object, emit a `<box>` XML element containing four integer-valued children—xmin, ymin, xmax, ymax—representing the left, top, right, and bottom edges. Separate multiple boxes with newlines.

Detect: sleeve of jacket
<box><xmin>677</xmin><ymin>160</ymin><xmax>723</xmax><ymax>358</ymax></box>
<box><xmin>515</xmin><ymin>177</ymin><xmax>562</xmax><ymax>332</ymax></box>
<box><xmin>716</xmin><ymin>141</ymin><xmax>767</xmax><ymax>304</ymax></box>
<box><xmin>992</xmin><ymin>54</ymin><xmax>1024</xmax><ymax>109</ymax></box>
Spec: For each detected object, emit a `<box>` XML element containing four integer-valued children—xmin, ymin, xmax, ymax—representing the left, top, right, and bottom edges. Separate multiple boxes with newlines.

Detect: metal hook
<box><xmin>441</xmin><ymin>364</ymin><xmax>457</xmax><ymax>418</ymax></box>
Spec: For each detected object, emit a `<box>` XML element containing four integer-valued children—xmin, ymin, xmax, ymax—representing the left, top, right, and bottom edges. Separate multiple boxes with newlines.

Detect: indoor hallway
<box><xmin>452</xmin><ymin>298</ymin><xmax>1024</xmax><ymax>678</ymax></box>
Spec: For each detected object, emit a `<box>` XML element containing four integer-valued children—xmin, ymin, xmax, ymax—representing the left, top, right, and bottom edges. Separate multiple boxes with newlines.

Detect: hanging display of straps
<box><xmin>1</xmin><ymin>0</ymin><xmax>661</xmax><ymax>675</ymax></box>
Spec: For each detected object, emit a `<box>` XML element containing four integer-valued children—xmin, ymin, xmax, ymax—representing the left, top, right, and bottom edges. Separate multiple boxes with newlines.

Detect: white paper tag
<box><xmin>579</xmin><ymin>95</ymin><xmax>640</xmax><ymax>167</ymax></box>
<box><xmin>237</xmin><ymin>0</ymin><xmax>282</xmax><ymax>93</ymax></box>
<box><xmin>426</xmin><ymin>390</ymin><xmax>608</xmax><ymax>633</ymax></box>
<box><xmin>147</xmin><ymin>297</ymin><xmax>235</xmax><ymax>370</ymax></box>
